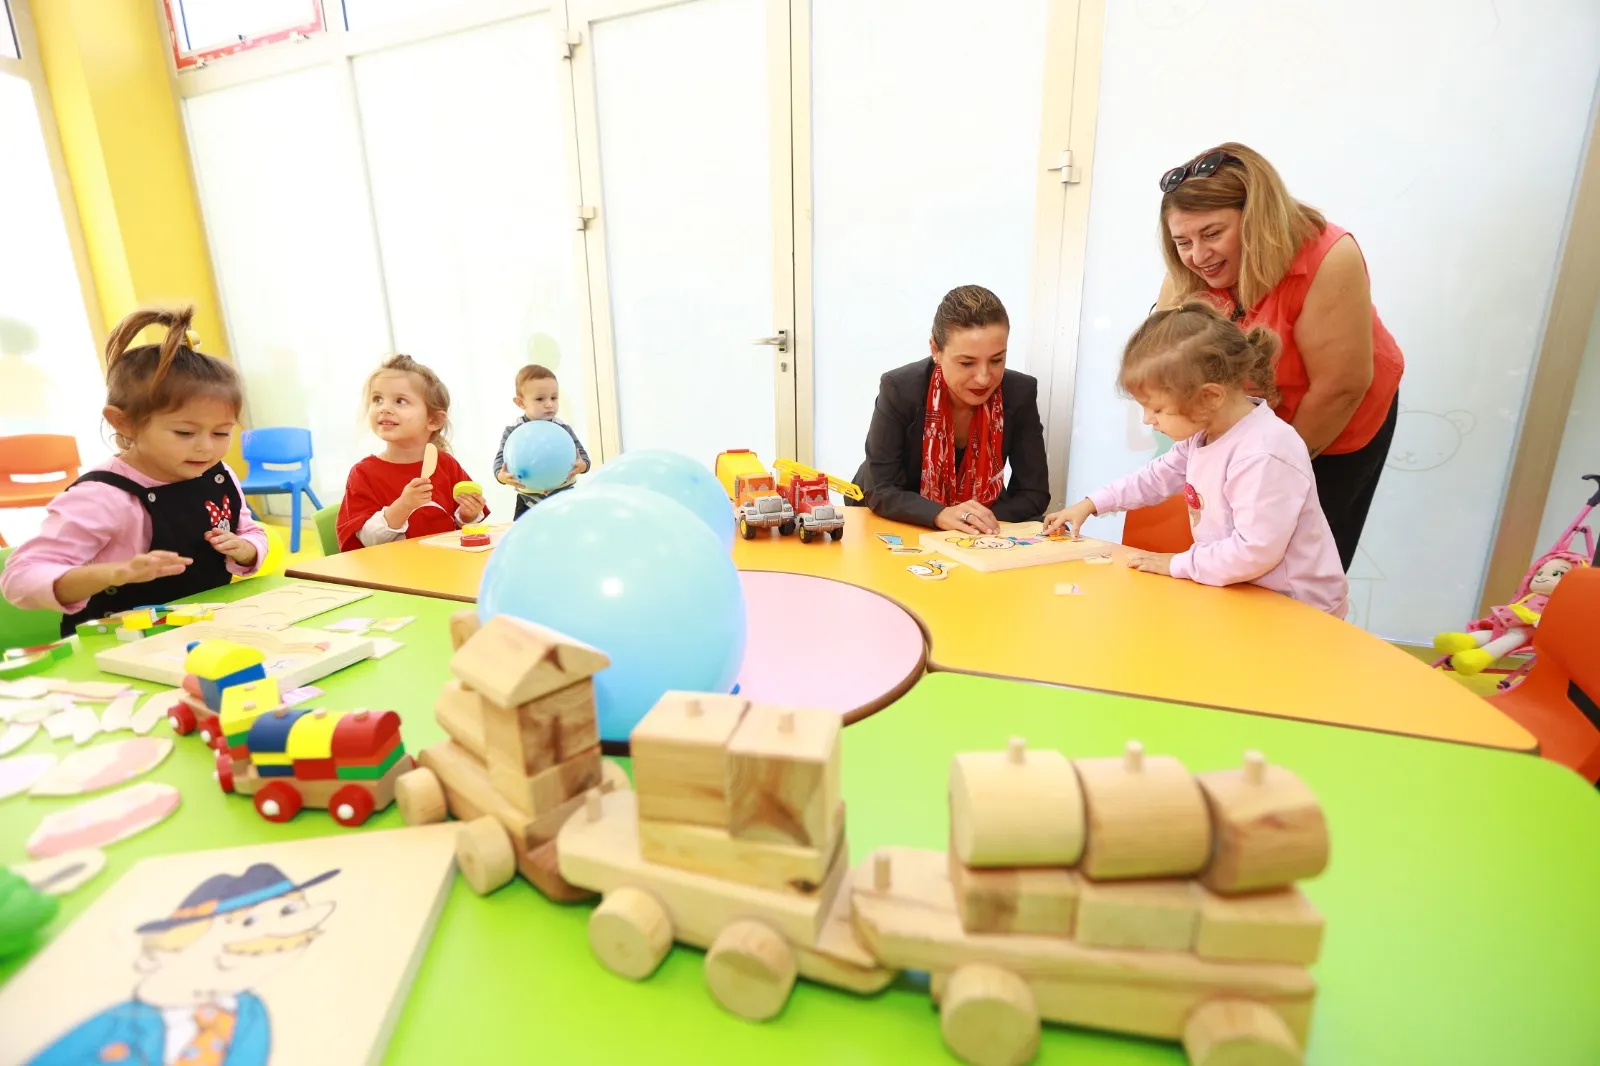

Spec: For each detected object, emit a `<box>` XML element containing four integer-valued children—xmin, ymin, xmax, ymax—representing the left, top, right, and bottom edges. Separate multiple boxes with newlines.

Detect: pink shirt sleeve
<box><xmin>1088</xmin><ymin>442</ymin><xmax>1192</xmax><ymax>517</ymax></box>
<box><xmin>1169</xmin><ymin>453</ymin><xmax>1308</xmax><ymax>586</ymax></box>
<box><xmin>225</xmin><ymin>465</ymin><xmax>269</xmax><ymax>579</ymax></box>
<box><xmin>0</xmin><ymin>483</ymin><xmax>133</xmax><ymax>614</ymax></box>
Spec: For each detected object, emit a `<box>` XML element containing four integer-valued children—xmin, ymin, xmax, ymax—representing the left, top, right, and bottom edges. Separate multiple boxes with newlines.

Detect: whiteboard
<box><xmin>1064</xmin><ymin>0</ymin><xmax>1600</xmax><ymax>642</ymax></box>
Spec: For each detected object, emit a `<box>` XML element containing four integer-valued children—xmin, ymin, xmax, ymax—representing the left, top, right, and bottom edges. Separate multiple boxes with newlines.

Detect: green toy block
<box><xmin>334</xmin><ymin>746</ymin><xmax>406</xmax><ymax>781</ymax></box>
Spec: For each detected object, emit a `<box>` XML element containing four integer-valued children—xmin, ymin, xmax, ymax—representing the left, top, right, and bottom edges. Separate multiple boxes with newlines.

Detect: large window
<box><xmin>163</xmin><ymin>0</ymin><xmax>323</xmax><ymax>69</ymax></box>
<box><xmin>1</xmin><ymin>1</ymin><xmax>18</xmax><ymax>61</ymax></box>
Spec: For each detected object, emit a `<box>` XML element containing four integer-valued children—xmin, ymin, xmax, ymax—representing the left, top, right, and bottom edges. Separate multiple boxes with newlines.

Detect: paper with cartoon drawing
<box><xmin>920</xmin><ymin>521</ymin><xmax>1116</xmax><ymax>573</ymax></box>
<box><xmin>0</xmin><ymin>825</ymin><xmax>458</xmax><ymax>1066</ymax></box>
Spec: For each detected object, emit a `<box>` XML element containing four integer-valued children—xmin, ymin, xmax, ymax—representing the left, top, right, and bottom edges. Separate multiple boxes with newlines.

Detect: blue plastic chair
<box><xmin>240</xmin><ymin>428</ymin><xmax>323</xmax><ymax>553</ymax></box>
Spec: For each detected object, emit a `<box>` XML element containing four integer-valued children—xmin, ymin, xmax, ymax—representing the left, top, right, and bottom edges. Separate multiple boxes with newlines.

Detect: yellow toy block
<box><xmin>286</xmin><ymin>708</ymin><xmax>340</xmax><ymax>761</ymax></box>
<box><xmin>184</xmin><ymin>640</ymin><xmax>266</xmax><ymax>682</ymax></box>
<box><xmin>121</xmin><ymin>609</ymin><xmax>158</xmax><ymax>632</ymax></box>
<box><xmin>167</xmin><ymin>607</ymin><xmax>212</xmax><ymax>626</ymax></box>
<box><xmin>219</xmin><ymin>678</ymin><xmax>283</xmax><ymax>739</ymax></box>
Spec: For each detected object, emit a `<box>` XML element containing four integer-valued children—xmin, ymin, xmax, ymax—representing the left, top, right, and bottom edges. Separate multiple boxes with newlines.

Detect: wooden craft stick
<box><xmin>422</xmin><ymin>442</ymin><xmax>439</xmax><ymax>478</ymax></box>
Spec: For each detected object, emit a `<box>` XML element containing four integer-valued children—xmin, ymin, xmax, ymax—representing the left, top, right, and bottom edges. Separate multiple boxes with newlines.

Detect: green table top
<box><xmin>2</xmin><ymin>580</ymin><xmax>1598</xmax><ymax>1065</ymax></box>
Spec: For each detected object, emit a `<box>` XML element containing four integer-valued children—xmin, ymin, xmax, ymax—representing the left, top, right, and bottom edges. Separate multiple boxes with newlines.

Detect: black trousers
<box><xmin>1311</xmin><ymin>395</ymin><xmax>1399</xmax><ymax>572</ymax></box>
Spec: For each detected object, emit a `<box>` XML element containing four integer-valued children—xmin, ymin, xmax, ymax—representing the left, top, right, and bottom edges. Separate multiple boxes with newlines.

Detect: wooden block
<box><xmin>450</xmin><ymin>615</ymin><xmax>610</xmax><ymax>708</ymax></box>
<box><xmin>727</xmin><ymin>704</ymin><xmax>840</xmax><ymax>848</ymax></box>
<box><xmin>479</xmin><ymin>680</ymin><xmax>598</xmax><ymax>777</ymax></box>
<box><xmin>558</xmin><ymin>788</ymin><xmax>847</xmax><ymax>948</ymax></box>
<box><xmin>1198</xmin><ymin>752</ymin><xmax>1329</xmax><ymax>895</ymax></box>
<box><xmin>639</xmin><ymin>803</ymin><xmax>844</xmax><ymax>895</ymax></box>
<box><xmin>631</xmin><ymin>691</ymin><xmax>749</xmax><ymax>826</ymax></box>
<box><xmin>418</xmin><ymin>740</ymin><xmax>539</xmax><ymax>851</ymax></box>
<box><xmin>1075</xmin><ymin>878</ymin><xmax>1198</xmax><ymax>951</ymax></box>
<box><xmin>433</xmin><ymin>680</ymin><xmax>485</xmax><ymax>759</ymax></box>
<box><xmin>1075</xmin><ymin>741</ymin><xmax>1212</xmax><ymax>880</ymax></box>
<box><xmin>858</xmin><ymin>849</ymin><xmax>1314</xmax><ymax>1046</ymax></box>
<box><xmin>947</xmin><ymin>852</ymin><xmax>1080</xmax><ymax>936</ymax></box>
<box><xmin>520</xmin><ymin>837</ymin><xmax>597</xmax><ymax>902</ymax></box>
<box><xmin>949</xmin><ymin>738</ymin><xmax>1084</xmax><ymax>868</ymax></box>
<box><xmin>490</xmin><ymin>745</ymin><xmax>604</xmax><ymax>819</ymax></box>
<box><xmin>1195</xmin><ymin>885</ymin><xmax>1324</xmax><ymax>965</ymax></box>
<box><xmin>448</xmin><ymin>609</ymin><xmax>481</xmax><ymax>650</ymax></box>
<box><xmin>1182</xmin><ymin>999</ymin><xmax>1303</xmax><ymax>1066</ymax></box>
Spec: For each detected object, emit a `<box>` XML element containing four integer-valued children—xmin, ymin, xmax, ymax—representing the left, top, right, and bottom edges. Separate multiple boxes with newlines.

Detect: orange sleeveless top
<box><xmin>1207</xmin><ymin>223</ymin><xmax>1403</xmax><ymax>456</ymax></box>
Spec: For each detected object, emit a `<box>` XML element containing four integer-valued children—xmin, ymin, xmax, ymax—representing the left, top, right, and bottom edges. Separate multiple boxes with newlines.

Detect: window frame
<box><xmin>161</xmin><ymin>0</ymin><xmax>326</xmax><ymax>71</ymax></box>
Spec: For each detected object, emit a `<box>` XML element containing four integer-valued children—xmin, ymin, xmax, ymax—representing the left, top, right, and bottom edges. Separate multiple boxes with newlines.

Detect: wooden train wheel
<box><xmin>214</xmin><ymin>752</ymin><xmax>235</xmax><ymax>794</ymax></box>
<box><xmin>1182</xmin><ymin>1000</ymin><xmax>1301</xmax><ymax>1066</ymax></box>
<box><xmin>330</xmin><ymin>785</ymin><xmax>376</xmax><ymax>828</ymax></box>
<box><xmin>254</xmin><ymin>781</ymin><xmax>303</xmax><ymax>823</ymax></box>
<box><xmin>704</xmin><ymin>919</ymin><xmax>796</xmax><ymax>1021</ymax></box>
<box><xmin>456</xmin><ymin>816</ymin><xmax>516</xmax><ymax>895</ymax></box>
<box><xmin>589</xmin><ymin>886</ymin><xmax>672</xmax><ymax>980</ymax></box>
<box><xmin>167</xmin><ymin>703</ymin><xmax>197</xmax><ymax>737</ymax></box>
<box><xmin>394</xmin><ymin>767</ymin><xmax>448</xmax><ymax>825</ymax></box>
<box><xmin>198</xmin><ymin>716</ymin><xmax>221</xmax><ymax>748</ymax></box>
<box><xmin>940</xmin><ymin>964</ymin><xmax>1039</xmax><ymax>1066</ymax></box>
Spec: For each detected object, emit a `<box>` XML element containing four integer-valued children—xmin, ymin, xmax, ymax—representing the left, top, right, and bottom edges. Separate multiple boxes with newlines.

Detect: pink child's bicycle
<box><xmin>1432</xmin><ymin>473</ymin><xmax>1598</xmax><ymax>691</ymax></box>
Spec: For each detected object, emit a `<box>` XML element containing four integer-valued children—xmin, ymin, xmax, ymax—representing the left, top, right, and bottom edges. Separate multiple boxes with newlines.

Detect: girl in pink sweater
<box><xmin>1046</xmin><ymin>303</ymin><xmax>1348</xmax><ymax>617</ymax></box>
<box><xmin>2</xmin><ymin>307</ymin><xmax>267</xmax><ymax>636</ymax></box>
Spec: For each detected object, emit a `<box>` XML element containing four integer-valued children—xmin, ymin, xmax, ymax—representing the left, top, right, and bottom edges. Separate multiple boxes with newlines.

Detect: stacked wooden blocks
<box><xmin>630</xmin><ymin>692</ymin><xmax>845</xmax><ymax>895</ymax></box>
<box><xmin>398</xmin><ymin>611</ymin><xmax>622</xmax><ymax>900</ymax></box>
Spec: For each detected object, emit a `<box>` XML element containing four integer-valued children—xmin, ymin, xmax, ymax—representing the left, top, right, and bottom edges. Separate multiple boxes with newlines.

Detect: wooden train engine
<box><xmin>169</xmin><ymin>639</ymin><xmax>267</xmax><ymax>747</ymax></box>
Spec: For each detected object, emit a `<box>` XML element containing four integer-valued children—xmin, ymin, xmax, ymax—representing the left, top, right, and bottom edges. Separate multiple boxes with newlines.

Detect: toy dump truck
<box><xmin>851</xmin><ymin>738</ymin><xmax>1328</xmax><ymax>1066</ymax></box>
<box><xmin>773</xmin><ymin>459</ymin><xmax>860</xmax><ymax>543</ymax></box>
<box><xmin>715</xmin><ymin>449</ymin><xmax>795</xmax><ymax>539</ymax></box>
<box><xmin>393</xmin><ymin>611</ymin><xmax>629</xmax><ymax>900</ymax></box>
<box><xmin>559</xmin><ymin>692</ymin><xmax>895</xmax><ymax>1018</ymax></box>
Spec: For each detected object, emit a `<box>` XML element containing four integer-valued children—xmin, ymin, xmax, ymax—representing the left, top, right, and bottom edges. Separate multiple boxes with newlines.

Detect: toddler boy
<box><xmin>495</xmin><ymin>364</ymin><xmax>590</xmax><ymax>518</ymax></box>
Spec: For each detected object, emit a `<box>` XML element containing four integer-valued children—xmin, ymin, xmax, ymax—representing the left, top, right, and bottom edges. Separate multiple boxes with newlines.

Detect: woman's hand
<box><xmin>204</xmin><ymin>529</ymin><xmax>258</xmax><ymax>567</ymax></box>
<box><xmin>1043</xmin><ymin>498</ymin><xmax>1096</xmax><ymax>537</ymax></box>
<box><xmin>1126</xmin><ymin>550</ymin><xmax>1174</xmax><ymax>576</ymax></box>
<box><xmin>935</xmin><ymin>501</ymin><xmax>998</xmax><ymax>535</ymax></box>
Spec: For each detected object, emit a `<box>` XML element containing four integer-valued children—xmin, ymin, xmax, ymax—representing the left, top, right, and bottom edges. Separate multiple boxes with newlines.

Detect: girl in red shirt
<box><xmin>335</xmin><ymin>355</ymin><xmax>487</xmax><ymax>552</ymax></box>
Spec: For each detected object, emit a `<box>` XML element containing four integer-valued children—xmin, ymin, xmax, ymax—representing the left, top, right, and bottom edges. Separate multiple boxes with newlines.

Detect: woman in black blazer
<box><xmin>851</xmin><ymin>285</ymin><xmax>1050</xmax><ymax>533</ymax></box>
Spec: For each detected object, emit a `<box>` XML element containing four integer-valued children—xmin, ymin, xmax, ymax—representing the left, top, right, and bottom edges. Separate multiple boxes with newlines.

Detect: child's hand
<box><xmin>397</xmin><ymin>478</ymin><xmax>434</xmax><ymax>515</ymax></box>
<box><xmin>1126</xmin><ymin>550</ymin><xmax>1174</xmax><ymax>576</ymax></box>
<box><xmin>112</xmin><ymin>551</ymin><xmax>191</xmax><ymax>586</ymax></box>
<box><xmin>205</xmin><ymin>529</ymin><xmax>259</xmax><ymax>567</ymax></box>
<box><xmin>456</xmin><ymin>493</ymin><xmax>486</xmax><ymax>522</ymax></box>
<box><xmin>496</xmin><ymin>468</ymin><xmax>524</xmax><ymax>490</ymax></box>
<box><xmin>1044</xmin><ymin>498</ymin><xmax>1096</xmax><ymax>537</ymax></box>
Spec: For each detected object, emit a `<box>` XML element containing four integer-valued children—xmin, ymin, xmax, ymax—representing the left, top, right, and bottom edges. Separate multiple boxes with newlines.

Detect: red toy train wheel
<box><xmin>329</xmin><ymin>785</ymin><xmax>376</xmax><ymax>828</ymax></box>
<box><xmin>168</xmin><ymin>703</ymin><xmax>197</xmax><ymax>736</ymax></box>
<box><xmin>198</xmin><ymin>715</ymin><xmax>222</xmax><ymax>748</ymax></box>
<box><xmin>254</xmin><ymin>781</ymin><xmax>303</xmax><ymax>823</ymax></box>
<box><xmin>215</xmin><ymin>752</ymin><xmax>235</xmax><ymax>793</ymax></box>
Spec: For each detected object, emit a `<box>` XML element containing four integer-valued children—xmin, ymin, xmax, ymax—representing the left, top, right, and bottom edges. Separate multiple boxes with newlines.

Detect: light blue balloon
<box><xmin>478</xmin><ymin>483</ymin><xmax>747</xmax><ymax>742</ymax></box>
<box><xmin>504</xmin><ymin>419</ymin><xmax>577</xmax><ymax>492</ymax></box>
<box><xmin>584</xmin><ymin>450</ymin><xmax>735</xmax><ymax>552</ymax></box>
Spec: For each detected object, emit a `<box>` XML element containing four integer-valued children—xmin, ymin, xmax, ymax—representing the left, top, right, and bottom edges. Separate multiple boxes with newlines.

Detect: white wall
<box><xmin>1065</xmin><ymin>0</ymin><xmax>1600</xmax><ymax>642</ymax></box>
<box><xmin>1535</xmin><ymin>295</ymin><xmax>1600</xmax><ymax>563</ymax></box>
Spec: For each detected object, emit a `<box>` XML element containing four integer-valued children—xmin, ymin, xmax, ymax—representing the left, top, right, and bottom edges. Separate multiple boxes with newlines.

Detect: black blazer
<box><xmin>850</xmin><ymin>359</ymin><xmax>1050</xmax><ymax>528</ymax></box>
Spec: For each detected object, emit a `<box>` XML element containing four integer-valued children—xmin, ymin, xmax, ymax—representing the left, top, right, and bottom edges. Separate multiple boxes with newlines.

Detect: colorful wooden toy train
<box><xmin>175</xmin><ymin>638</ymin><xmax>410</xmax><ymax>828</ymax></box>
<box><xmin>396</xmin><ymin>611</ymin><xmax>1331</xmax><ymax>1066</ymax></box>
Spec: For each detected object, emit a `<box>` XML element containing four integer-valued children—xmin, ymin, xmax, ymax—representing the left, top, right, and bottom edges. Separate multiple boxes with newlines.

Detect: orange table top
<box><xmin>287</xmin><ymin>509</ymin><xmax>1535</xmax><ymax>751</ymax></box>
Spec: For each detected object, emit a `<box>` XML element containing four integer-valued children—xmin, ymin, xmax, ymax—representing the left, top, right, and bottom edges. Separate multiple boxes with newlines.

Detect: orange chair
<box><xmin>1488</xmin><ymin>565</ymin><xmax>1600</xmax><ymax>783</ymax></box>
<box><xmin>1121</xmin><ymin>493</ymin><xmax>1194</xmax><ymax>553</ymax></box>
<box><xmin>0</xmin><ymin>435</ymin><xmax>80</xmax><ymax>547</ymax></box>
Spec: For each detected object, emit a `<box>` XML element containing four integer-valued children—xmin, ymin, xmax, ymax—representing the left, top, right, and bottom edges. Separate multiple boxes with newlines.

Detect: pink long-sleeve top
<box><xmin>1089</xmin><ymin>400</ymin><xmax>1349</xmax><ymax>618</ymax></box>
<box><xmin>1</xmin><ymin>457</ymin><xmax>268</xmax><ymax>615</ymax></box>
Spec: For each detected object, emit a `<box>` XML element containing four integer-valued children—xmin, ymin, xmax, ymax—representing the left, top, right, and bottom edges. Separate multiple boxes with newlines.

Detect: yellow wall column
<box><xmin>29</xmin><ymin>0</ymin><xmax>229</xmax><ymax>362</ymax></box>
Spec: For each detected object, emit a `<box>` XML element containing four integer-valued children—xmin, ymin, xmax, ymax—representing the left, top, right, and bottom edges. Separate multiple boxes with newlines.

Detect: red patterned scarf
<box><xmin>920</xmin><ymin>365</ymin><xmax>1005</xmax><ymax>507</ymax></box>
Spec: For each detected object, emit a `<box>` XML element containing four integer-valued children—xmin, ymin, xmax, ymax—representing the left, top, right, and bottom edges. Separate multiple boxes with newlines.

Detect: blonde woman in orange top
<box><xmin>1154</xmin><ymin>142</ymin><xmax>1404</xmax><ymax>570</ymax></box>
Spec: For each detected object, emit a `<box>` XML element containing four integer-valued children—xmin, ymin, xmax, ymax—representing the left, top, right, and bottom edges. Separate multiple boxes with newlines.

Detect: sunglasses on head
<box><xmin>1159</xmin><ymin>150</ymin><xmax>1239</xmax><ymax>193</ymax></box>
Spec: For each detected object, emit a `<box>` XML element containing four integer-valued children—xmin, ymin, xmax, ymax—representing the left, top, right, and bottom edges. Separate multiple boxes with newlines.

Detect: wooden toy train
<box><xmin>173</xmin><ymin>638</ymin><xmax>411</xmax><ymax>827</ymax></box>
<box><xmin>396</xmin><ymin>611</ymin><xmax>1331</xmax><ymax>1066</ymax></box>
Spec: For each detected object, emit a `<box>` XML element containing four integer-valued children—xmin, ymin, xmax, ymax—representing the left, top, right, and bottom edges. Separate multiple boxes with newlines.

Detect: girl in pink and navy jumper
<box><xmin>2</xmin><ymin>307</ymin><xmax>267</xmax><ymax>635</ymax></box>
<box><xmin>1046</xmin><ymin>303</ymin><xmax>1348</xmax><ymax>617</ymax></box>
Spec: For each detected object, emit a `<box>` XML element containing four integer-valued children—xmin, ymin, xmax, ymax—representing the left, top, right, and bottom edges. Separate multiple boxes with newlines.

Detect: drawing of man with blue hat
<box><xmin>25</xmin><ymin>862</ymin><xmax>339</xmax><ymax>1066</ymax></box>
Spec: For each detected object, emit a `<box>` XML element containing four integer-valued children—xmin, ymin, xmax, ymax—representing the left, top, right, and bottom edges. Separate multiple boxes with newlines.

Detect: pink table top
<box><xmin>735</xmin><ymin>571</ymin><xmax>927</xmax><ymax>723</ymax></box>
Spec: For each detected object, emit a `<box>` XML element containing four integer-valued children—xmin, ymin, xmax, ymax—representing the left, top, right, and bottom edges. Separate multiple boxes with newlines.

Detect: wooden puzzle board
<box><xmin>94</xmin><ymin>623</ymin><xmax>374</xmax><ymax>689</ymax></box>
<box><xmin>417</xmin><ymin>522</ymin><xmax>513</xmax><ymax>554</ymax></box>
<box><xmin>0</xmin><ymin>824</ymin><xmax>458</xmax><ymax>1066</ymax></box>
<box><xmin>205</xmin><ymin>583</ymin><xmax>373</xmax><ymax>630</ymax></box>
<box><xmin>918</xmin><ymin>521</ymin><xmax>1115</xmax><ymax>573</ymax></box>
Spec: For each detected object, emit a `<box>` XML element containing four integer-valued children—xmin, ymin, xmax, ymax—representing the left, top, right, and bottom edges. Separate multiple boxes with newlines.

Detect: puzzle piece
<box><xmin>1054</xmin><ymin>583</ymin><xmax>1086</xmax><ymax>596</ymax></box>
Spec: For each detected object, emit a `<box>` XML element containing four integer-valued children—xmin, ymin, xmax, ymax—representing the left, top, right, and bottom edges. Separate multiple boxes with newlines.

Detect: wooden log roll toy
<box><xmin>1197</xmin><ymin>751</ymin><xmax>1329</xmax><ymax>895</ymax></box>
<box><xmin>1074</xmin><ymin>741</ymin><xmax>1213</xmax><ymax>880</ymax></box>
<box><xmin>950</xmin><ymin>738</ymin><xmax>1085</xmax><ymax>868</ymax></box>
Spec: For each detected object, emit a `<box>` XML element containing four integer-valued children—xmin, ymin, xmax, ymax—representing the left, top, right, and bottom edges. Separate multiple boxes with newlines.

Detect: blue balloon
<box><xmin>478</xmin><ymin>484</ymin><xmax>747</xmax><ymax>742</ymax></box>
<box><xmin>584</xmin><ymin>450</ymin><xmax>735</xmax><ymax>552</ymax></box>
<box><xmin>504</xmin><ymin>419</ymin><xmax>577</xmax><ymax>492</ymax></box>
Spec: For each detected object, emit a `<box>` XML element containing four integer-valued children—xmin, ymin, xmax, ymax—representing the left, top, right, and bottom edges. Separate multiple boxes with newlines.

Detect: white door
<box><xmin>567</xmin><ymin>0</ymin><xmax>796</xmax><ymax>468</ymax></box>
